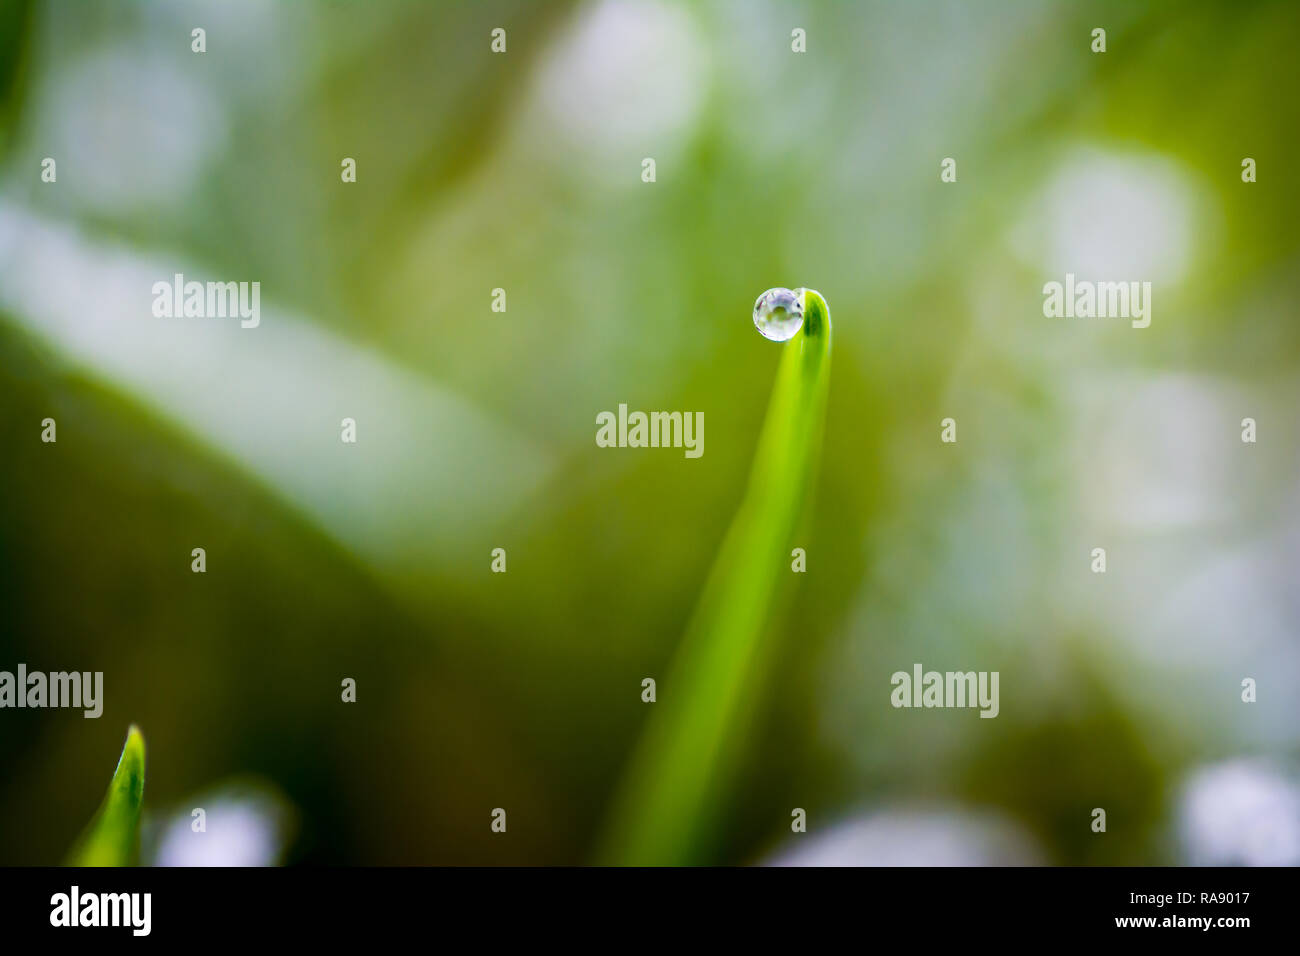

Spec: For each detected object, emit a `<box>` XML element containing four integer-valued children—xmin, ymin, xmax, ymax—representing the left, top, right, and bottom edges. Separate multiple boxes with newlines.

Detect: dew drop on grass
<box><xmin>752</xmin><ymin>287</ymin><xmax>804</xmax><ymax>342</ymax></box>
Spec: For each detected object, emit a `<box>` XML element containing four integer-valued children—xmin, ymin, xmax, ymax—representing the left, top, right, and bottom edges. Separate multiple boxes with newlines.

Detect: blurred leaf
<box><xmin>0</xmin><ymin>0</ymin><xmax>33</xmax><ymax>120</ymax></box>
<box><xmin>67</xmin><ymin>726</ymin><xmax>146</xmax><ymax>867</ymax></box>
<box><xmin>599</xmin><ymin>291</ymin><xmax>833</xmax><ymax>865</ymax></box>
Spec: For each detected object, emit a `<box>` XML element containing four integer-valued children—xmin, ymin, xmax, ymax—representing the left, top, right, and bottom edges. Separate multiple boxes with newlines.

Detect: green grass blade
<box><xmin>67</xmin><ymin>725</ymin><xmax>146</xmax><ymax>866</ymax></box>
<box><xmin>599</xmin><ymin>290</ymin><xmax>832</xmax><ymax>865</ymax></box>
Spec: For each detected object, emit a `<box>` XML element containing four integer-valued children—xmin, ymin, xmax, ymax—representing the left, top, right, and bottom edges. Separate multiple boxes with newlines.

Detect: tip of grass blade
<box><xmin>800</xmin><ymin>287</ymin><xmax>830</xmax><ymax>339</ymax></box>
<box><xmin>67</xmin><ymin>725</ymin><xmax>146</xmax><ymax>867</ymax></box>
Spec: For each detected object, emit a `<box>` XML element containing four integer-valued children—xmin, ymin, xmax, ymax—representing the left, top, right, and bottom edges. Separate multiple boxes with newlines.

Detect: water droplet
<box><xmin>752</xmin><ymin>287</ymin><xmax>804</xmax><ymax>342</ymax></box>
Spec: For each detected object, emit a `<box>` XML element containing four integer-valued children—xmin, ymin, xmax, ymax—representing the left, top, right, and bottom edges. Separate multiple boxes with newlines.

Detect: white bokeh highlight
<box><xmin>1178</xmin><ymin>759</ymin><xmax>1300</xmax><ymax>866</ymax></box>
<box><xmin>768</xmin><ymin>806</ymin><xmax>1043</xmax><ymax>867</ymax></box>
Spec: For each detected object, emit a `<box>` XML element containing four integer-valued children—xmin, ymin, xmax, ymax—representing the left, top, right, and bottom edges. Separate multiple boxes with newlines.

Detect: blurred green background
<box><xmin>1</xmin><ymin>0</ymin><xmax>1298</xmax><ymax>865</ymax></box>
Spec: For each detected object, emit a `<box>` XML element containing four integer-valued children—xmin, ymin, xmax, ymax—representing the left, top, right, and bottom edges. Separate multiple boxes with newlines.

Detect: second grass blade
<box><xmin>67</xmin><ymin>725</ymin><xmax>146</xmax><ymax>866</ymax></box>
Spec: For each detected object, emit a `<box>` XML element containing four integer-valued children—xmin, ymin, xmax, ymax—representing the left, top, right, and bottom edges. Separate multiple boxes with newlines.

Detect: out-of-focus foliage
<box><xmin>1</xmin><ymin>0</ymin><xmax>1298</xmax><ymax>864</ymax></box>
